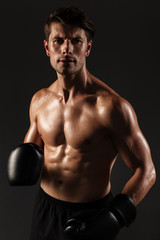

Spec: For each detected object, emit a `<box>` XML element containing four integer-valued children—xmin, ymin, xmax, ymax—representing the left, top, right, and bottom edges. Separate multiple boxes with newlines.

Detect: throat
<box><xmin>63</xmin><ymin>89</ymin><xmax>70</xmax><ymax>103</ymax></box>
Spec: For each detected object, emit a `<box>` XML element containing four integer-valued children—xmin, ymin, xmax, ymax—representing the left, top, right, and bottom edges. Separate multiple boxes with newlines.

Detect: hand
<box><xmin>7</xmin><ymin>143</ymin><xmax>43</xmax><ymax>185</ymax></box>
<box><xmin>64</xmin><ymin>194</ymin><xmax>136</xmax><ymax>240</ymax></box>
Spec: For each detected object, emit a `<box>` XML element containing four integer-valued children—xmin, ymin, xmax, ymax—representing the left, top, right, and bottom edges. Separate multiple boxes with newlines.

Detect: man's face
<box><xmin>44</xmin><ymin>22</ymin><xmax>92</xmax><ymax>76</ymax></box>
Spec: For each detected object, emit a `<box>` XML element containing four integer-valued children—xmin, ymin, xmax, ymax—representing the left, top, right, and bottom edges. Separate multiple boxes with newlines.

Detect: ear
<box><xmin>44</xmin><ymin>40</ymin><xmax>50</xmax><ymax>57</ymax></box>
<box><xmin>85</xmin><ymin>40</ymin><xmax>92</xmax><ymax>57</ymax></box>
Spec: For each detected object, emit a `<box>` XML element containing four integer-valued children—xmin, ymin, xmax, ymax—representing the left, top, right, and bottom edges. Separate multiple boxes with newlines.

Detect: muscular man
<box><xmin>8</xmin><ymin>6</ymin><xmax>156</xmax><ymax>240</ymax></box>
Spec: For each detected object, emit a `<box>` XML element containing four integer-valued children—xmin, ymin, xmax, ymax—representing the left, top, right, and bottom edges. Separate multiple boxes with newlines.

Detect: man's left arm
<box><xmin>110</xmin><ymin>98</ymin><xmax>156</xmax><ymax>206</ymax></box>
<box><xmin>64</xmin><ymin>97</ymin><xmax>154</xmax><ymax>238</ymax></box>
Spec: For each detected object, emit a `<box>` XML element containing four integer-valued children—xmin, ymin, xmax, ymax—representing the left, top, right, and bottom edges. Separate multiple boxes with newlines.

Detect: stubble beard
<box><xmin>55</xmin><ymin>62</ymin><xmax>84</xmax><ymax>77</ymax></box>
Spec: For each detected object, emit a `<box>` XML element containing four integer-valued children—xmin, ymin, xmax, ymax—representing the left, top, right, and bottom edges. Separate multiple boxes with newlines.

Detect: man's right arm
<box><xmin>7</xmin><ymin>90</ymin><xmax>45</xmax><ymax>186</ymax></box>
<box><xmin>24</xmin><ymin>90</ymin><xmax>45</xmax><ymax>147</ymax></box>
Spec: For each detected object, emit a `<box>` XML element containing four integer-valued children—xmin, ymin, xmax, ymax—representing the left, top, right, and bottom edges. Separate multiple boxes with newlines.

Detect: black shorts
<box><xmin>30</xmin><ymin>187</ymin><xmax>116</xmax><ymax>240</ymax></box>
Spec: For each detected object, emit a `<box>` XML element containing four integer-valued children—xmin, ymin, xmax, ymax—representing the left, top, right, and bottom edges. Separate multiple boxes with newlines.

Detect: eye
<box><xmin>54</xmin><ymin>38</ymin><xmax>64</xmax><ymax>44</ymax></box>
<box><xmin>72</xmin><ymin>38</ymin><xmax>82</xmax><ymax>44</ymax></box>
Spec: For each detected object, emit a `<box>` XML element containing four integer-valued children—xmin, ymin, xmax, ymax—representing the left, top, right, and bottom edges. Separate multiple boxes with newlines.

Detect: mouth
<box><xmin>58</xmin><ymin>58</ymin><xmax>76</xmax><ymax>63</ymax></box>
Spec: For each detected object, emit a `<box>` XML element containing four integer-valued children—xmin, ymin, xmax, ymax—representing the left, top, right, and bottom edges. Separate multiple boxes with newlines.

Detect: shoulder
<box><xmin>30</xmin><ymin>88</ymin><xmax>50</xmax><ymax>107</ymax></box>
<box><xmin>90</xmin><ymin>75</ymin><xmax>139</xmax><ymax>135</ymax></box>
<box><xmin>29</xmin><ymin>88</ymin><xmax>51</xmax><ymax>120</ymax></box>
<box><xmin>108</xmin><ymin>95</ymin><xmax>138</xmax><ymax>137</ymax></box>
<box><xmin>110</xmin><ymin>96</ymin><xmax>137</xmax><ymax>124</ymax></box>
<box><xmin>94</xmin><ymin>77</ymin><xmax>134</xmax><ymax>118</ymax></box>
<box><xmin>97</xmin><ymin>88</ymin><xmax>137</xmax><ymax>132</ymax></box>
<box><xmin>89</xmin><ymin>75</ymin><xmax>120</xmax><ymax>104</ymax></box>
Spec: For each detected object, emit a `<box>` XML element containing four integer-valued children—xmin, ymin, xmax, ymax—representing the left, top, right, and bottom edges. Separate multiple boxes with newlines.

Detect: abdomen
<box><xmin>41</xmin><ymin>140</ymin><xmax>117</xmax><ymax>202</ymax></box>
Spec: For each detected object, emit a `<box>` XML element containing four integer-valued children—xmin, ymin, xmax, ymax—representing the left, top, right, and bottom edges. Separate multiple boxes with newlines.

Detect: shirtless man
<box><xmin>8</xmin><ymin>6</ymin><xmax>156</xmax><ymax>240</ymax></box>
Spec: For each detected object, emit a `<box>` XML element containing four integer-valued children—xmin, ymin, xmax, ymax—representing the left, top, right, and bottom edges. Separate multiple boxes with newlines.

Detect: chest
<box><xmin>37</xmin><ymin>99</ymin><xmax>104</xmax><ymax>148</ymax></box>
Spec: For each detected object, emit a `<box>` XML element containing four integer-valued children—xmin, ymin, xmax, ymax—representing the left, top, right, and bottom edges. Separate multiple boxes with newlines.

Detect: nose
<box><xmin>61</xmin><ymin>39</ymin><xmax>73</xmax><ymax>55</ymax></box>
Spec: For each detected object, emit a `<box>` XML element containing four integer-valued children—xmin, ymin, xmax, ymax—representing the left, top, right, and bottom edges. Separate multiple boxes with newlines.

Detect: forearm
<box><xmin>122</xmin><ymin>165</ymin><xmax>156</xmax><ymax>206</ymax></box>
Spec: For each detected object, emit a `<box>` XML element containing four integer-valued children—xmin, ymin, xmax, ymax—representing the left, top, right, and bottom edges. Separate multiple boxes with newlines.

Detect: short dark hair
<box><xmin>44</xmin><ymin>6</ymin><xmax>95</xmax><ymax>42</ymax></box>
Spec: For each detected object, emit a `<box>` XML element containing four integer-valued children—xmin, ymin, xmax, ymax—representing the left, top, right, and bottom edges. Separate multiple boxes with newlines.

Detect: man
<box><xmin>8</xmin><ymin>6</ymin><xmax>156</xmax><ymax>240</ymax></box>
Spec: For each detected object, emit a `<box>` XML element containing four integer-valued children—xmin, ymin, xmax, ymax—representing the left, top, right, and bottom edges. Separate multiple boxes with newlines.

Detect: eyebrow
<box><xmin>50</xmin><ymin>36</ymin><xmax>60</xmax><ymax>42</ymax></box>
<box><xmin>52</xmin><ymin>35</ymin><xmax>62</xmax><ymax>39</ymax></box>
<box><xmin>52</xmin><ymin>35</ymin><xmax>83</xmax><ymax>40</ymax></box>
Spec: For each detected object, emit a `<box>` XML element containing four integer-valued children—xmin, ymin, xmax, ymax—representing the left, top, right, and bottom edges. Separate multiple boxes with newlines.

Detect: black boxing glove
<box><xmin>7</xmin><ymin>143</ymin><xmax>43</xmax><ymax>186</ymax></box>
<box><xmin>65</xmin><ymin>209</ymin><xmax>120</xmax><ymax>240</ymax></box>
<box><xmin>109</xmin><ymin>194</ymin><xmax>136</xmax><ymax>227</ymax></box>
<box><xmin>64</xmin><ymin>194</ymin><xmax>136</xmax><ymax>240</ymax></box>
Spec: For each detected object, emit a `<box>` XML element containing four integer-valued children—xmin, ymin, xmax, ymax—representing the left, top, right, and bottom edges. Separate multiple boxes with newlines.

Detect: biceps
<box><xmin>112</xmin><ymin>130</ymin><xmax>151</xmax><ymax>171</ymax></box>
<box><xmin>24</xmin><ymin>122</ymin><xmax>43</xmax><ymax>147</ymax></box>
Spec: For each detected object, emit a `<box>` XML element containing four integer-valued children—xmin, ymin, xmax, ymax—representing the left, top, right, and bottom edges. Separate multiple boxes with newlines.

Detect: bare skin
<box><xmin>24</xmin><ymin>22</ymin><xmax>156</xmax><ymax>205</ymax></box>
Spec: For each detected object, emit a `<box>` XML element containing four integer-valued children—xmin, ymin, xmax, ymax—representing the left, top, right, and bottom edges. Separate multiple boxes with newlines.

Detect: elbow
<box><xmin>138</xmin><ymin>161</ymin><xmax>156</xmax><ymax>190</ymax></box>
<box><xmin>145</xmin><ymin>162</ymin><xmax>156</xmax><ymax>189</ymax></box>
<box><xmin>150</xmin><ymin>165</ymin><xmax>156</xmax><ymax>187</ymax></box>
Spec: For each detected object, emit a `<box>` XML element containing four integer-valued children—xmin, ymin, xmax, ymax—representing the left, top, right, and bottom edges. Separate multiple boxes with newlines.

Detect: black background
<box><xmin>0</xmin><ymin>0</ymin><xmax>160</xmax><ymax>239</ymax></box>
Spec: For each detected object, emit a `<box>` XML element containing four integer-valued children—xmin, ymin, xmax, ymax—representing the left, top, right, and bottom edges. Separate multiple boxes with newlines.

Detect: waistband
<box><xmin>38</xmin><ymin>187</ymin><xmax>113</xmax><ymax>210</ymax></box>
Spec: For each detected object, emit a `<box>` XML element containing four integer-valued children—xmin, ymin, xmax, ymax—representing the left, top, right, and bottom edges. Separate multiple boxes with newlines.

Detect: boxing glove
<box><xmin>7</xmin><ymin>143</ymin><xmax>43</xmax><ymax>186</ymax></box>
<box><xmin>64</xmin><ymin>194</ymin><xmax>136</xmax><ymax>240</ymax></box>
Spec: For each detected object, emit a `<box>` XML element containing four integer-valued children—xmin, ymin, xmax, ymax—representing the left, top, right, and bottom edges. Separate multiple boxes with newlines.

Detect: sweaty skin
<box><xmin>24</xmin><ymin>22</ymin><xmax>156</xmax><ymax>205</ymax></box>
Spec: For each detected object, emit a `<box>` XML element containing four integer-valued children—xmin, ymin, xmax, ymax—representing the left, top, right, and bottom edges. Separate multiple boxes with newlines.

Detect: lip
<box><xmin>58</xmin><ymin>58</ymin><xmax>75</xmax><ymax>63</ymax></box>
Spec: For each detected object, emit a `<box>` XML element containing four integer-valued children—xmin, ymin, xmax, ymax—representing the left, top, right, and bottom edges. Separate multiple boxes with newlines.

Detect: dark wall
<box><xmin>0</xmin><ymin>0</ymin><xmax>159</xmax><ymax>239</ymax></box>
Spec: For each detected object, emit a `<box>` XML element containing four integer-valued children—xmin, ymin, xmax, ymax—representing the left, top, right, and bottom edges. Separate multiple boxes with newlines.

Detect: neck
<box><xmin>56</xmin><ymin>68</ymin><xmax>90</xmax><ymax>103</ymax></box>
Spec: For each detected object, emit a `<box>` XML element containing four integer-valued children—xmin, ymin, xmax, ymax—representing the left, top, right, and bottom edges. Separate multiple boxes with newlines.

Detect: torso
<box><xmin>34</xmin><ymin>77</ymin><xmax>119</xmax><ymax>202</ymax></box>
